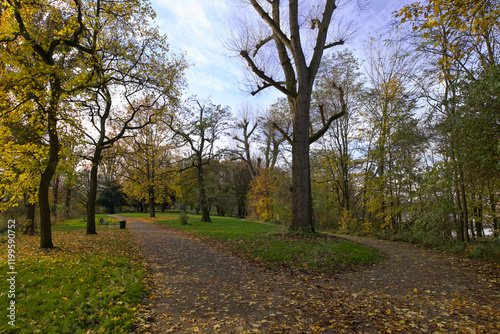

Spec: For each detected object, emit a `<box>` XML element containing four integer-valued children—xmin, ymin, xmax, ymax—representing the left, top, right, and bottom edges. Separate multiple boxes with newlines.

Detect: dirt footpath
<box><xmin>119</xmin><ymin>216</ymin><xmax>500</xmax><ymax>333</ymax></box>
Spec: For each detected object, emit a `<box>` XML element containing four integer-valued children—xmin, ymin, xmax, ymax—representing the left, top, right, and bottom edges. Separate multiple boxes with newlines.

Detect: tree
<box><xmin>360</xmin><ymin>34</ymin><xmax>422</xmax><ymax>232</ymax></box>
<box><xmin>232</xmin><ymin>0</ymin><xmax>353</xmax><ymax>233</ymax></box>
<box><xmin>232</xmin><ymin>106</ymin><xmax>259</xmax><ymax>179</ymax></box>
<box><xmin>230</xmin><ymin>161</ymin><xmax>253</xmax><ymax>218</ymax></box>
<box><xmin>169</xmin><ymin>98</ymin><xmax>231</xmax><ymax>222</ymax></box>
<box><xmin>97</xmin><ymin>180</ymin><xmax>125</xmax><ymax>214</ymax></box>
<box><xmin>311</xmin><ymin>50</ymin><xmax>364</xmax><ymax>220</ymax></box>
<box><xmin>259</xmin><ymin>98</ymin><xmax>292</xmax><ymax>170</ymax></box>
<box><xmin>397</xmin><ymin>0</ymin><xmax>500</xmax><ymax>241</ymax></box>
<box><xmin>248</xmin><ymin>169</ymin><xmax>279</xmax><ymax>221</ymax></box>
<box><xmin>120</xmin><ymin>113</ymin><xmax>176</xmax><ymax>218</ymax></box>
<box><xmin>74</xmin><ymin>0</ymin><xmax>187</xmax><ymax>234</ymax></box>
<box><xmin>0</xmin><ymin>0</ymin><xmax>99</xmax><ymax>248</ymax></box>
<box><xmin>0</xmin><ymin>97</ymin><xmax>44</xmax><ymax>234</ymax></box>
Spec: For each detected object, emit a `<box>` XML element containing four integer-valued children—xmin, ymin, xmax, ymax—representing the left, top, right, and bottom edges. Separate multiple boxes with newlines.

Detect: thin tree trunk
<box><xmin>452</xmin><ymin>152</ymin><xmax>466</xmax><ymax>242</ymax></box>
<box><xmin>197</xmin><ymin>164</ymin><xmax>211</xmax><ymax>222</ymax></box>
<box><xmin>149</xmin><ymin>185</ymin><xmax>156</xmax><ymax>218</ymax></box>
<box><xmin>459</xmin><ymin>169</ymin><xmax>471</xmax><ymax>241</ymax></box>
<box><xmin>65</xmin><ymin>184</ymin><xmax>72</xmax><ymax>219</ymax></box>
<box><xmin>52</xmin><ymin>177</ymin><xmax>60</xmax><ymax>219</ymax></box>
<box><xmin>23</xmin><ymin>195</ymin><xmax>36</xmax><ymax>235</ymax></box>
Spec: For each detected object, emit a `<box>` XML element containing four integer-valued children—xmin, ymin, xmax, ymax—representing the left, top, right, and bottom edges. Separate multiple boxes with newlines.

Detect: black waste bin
<box><xmin>119</xmin><ymin>220</ymin><xmax>126</xmax><ymax>229</ymax></box>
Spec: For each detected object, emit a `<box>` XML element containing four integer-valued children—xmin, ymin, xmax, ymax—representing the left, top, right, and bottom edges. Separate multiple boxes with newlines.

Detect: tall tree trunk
<box><xmin>197</xmin><ymin>164</ymin><xmax>211</xmax><ymax>222</ymax></box>
<box><xmin>39</xmin><ymin>83</ymin><xmax>61</xmax><ymax>248</ymax></box>
<box><xmin>290</xmin><ymin>95</ymin><xmax>313</xmax><ymax>233</ymax></box>
<box><xmin>341</xmin><ymin>159</ymin><xmax>350</xmax><ymax>212</ymax></box>
<box><xmin>65</xmin><ymin>184</ymin><xmax>72</xmax><ymax>219</ymax></box>
<box><xmin>459</xmin><ymin>169</ymin><xmax>471</xmax><ymax>241</ymax></box>
<box><xmin>39</xmin><ymin>116</ymin><xmax>59</xmax><ymax>248</ymax></box>
<box><xmin>86</xmin><ymin>147</ymin><xmax>102</xmax><ymax>235</ymax></box>
<box><xmin>452</xmin><ymin>152</ymin><xmax>466</xmax><ymax>242</ymax></box>
<box><xmin>52</xmin><ymin>177</ymin><xmax>60</xmax><ymax>219</ymax></box>
<box><xmin>149</xmin><ymin>185</ymin><xmax>156</xmax><ymax>218</ymax></box>
<box><xmin>454</xmin><ymin>183</ymin><xmax>466</xmax><ymax>242</ymax></box>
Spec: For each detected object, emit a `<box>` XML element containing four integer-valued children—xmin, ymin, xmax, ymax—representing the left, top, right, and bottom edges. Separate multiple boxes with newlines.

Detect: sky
<box><xmin>150</xmin><ymin>0</ymin><xmax>412</xmax><ymax>114</ymax></box>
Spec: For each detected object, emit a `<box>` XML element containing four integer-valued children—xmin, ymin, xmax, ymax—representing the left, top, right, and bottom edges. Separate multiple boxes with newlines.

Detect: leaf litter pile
<box><xmin>126</xmin><ymin>217</ymin><xmax>500</xmax><ymax>334</ymax></box>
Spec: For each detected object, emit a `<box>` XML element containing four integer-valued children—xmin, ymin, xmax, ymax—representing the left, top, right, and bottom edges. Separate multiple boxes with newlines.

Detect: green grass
<box><xmin>145</xmin><ymin>214</ymin><xmax>381</xmax><ymax>274</ymax></box>
<box><xmin>52</xmin><ymin>214</ymin><xmax>122</xmax><ymax>232</ymax></box>
<box><xmin>0</xmin><ymin>216</ymin><xmax>145</xmax><ymax>333</ymax></box>
<box><xmin>118</xmin><ymin>211</ymin><xmax>185</xmax><ymax>218</ymax></box>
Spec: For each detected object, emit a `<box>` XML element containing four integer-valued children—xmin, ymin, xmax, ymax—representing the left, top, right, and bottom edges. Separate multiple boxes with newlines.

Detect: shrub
<box><xmin>180</xmin><ymin>212</ymin><xmax>190</xmax><ymax>225</ymax></box>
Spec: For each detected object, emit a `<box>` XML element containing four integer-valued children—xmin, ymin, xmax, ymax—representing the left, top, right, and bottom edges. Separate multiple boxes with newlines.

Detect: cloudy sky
<box><xmin>150</xmin><ymin>0</ymin><xmax>411</xmax><ymax>113</ymax></box>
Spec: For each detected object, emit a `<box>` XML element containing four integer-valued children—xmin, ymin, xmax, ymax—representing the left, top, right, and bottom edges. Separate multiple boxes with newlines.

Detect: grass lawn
<box><xmin>136</xmin><ymin>213</ymin><xmax>382</xmax><ymax>274</ymax></box>
<box><xmin>0</xmin><ymin>216</ymin><xmax>145</xmax><ymax>333</ymax></box>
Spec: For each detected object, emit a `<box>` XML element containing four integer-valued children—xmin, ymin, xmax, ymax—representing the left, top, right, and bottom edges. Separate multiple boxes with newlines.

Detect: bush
<box><xmin>180</xmin><ymin>212</ymin><xmax>190</xmax><ymax>225</ymax></box>
<box><xmin>467</xmin><ymin>238</ymin><xmax>500</xmax><ymax>262</ymax></box>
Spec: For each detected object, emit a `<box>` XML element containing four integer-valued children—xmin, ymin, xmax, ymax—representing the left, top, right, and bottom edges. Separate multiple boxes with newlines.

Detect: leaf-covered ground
<box><xmin>122</xmin><ymin>216</ymin><xmax>500</xmax><ymax>333</ymax></box>
<box><xmin>0</xmin><ymin>224</ymin><xmax>144</xmax><ymax>333</ymax></box>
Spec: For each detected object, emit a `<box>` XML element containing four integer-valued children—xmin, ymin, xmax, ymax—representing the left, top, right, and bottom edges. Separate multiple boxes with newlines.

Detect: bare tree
<box><xmin>231</xmin><ymin>0</ymin><xmax>355</xmax><ymax>233</ymax></box>
<box><xmin>168</xmin><ymin>97</ymin><xmax>231</xmax><ymax>222</ymax></box>
<box><xmin>232</xmin><ymin>105</ymin><xmax>259</xmax><ymax>179</ymax></box>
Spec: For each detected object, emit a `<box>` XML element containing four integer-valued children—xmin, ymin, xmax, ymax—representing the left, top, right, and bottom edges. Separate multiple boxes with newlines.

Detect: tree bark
<box><xmin>65</xmin><ymin>184</ymin><xmax>72</xmax><ymax>219</ymax></box>
<box><xmin>39</xmin><ymin>99</ymin><xmax>60</xmax><ymax>248</ymax></box>
<box><xmin>290</xmin><ymin>94</ymin><xmax>313</xmax><ymax>233</ymax></box>
<box><xmin>149</xmin><ymin>185</ymin><xmax>156</xmax><ymax>218</ymax></box>
<box><xmin>459</xmin><ymin>169</ymin><xmax>471</xmax><ymax>241</ymax></box>
<box><xmin>86</xmin><ymin>147</ymin><xmax>102</xmax><ymax>235</ymax></box>
<box><xmin>197</xmin><ymin>164</ymin><xmax>211</xmax><ymax>222</ymax></box>
<box><xmin>52</xmin><ymin>177</ymin><xmax>60</xmax><ymax>219</ymax></box>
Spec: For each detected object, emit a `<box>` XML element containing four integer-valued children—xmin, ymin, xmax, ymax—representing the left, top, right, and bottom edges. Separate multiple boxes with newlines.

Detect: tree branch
<box><xmin>250</xmin><ymin>81</ymin><xmax>286</xmax><ymax>96</ymax></box>
<box><xmin>248</xmin><ymin>0</ymin><xmax>292</xmax><ymax>50</ymax></box>
<box><xmin>240</xmin><ymin>50</ymin><xmax>295</xmax><ymax>97</ymax></box>
<box><xmin>309</xmin><ymin>83</ymin><xmax>346</xmax><ymax>144</ymax></box>
<box><xmin>272</xmin><ymin>122</ymin><xmax>292</xmax><ymax>145</ymax></box>
<box><xmin>309</xmin><ymin>0</ymin><xmax>337</xmax><ymax>77</ymax></box>
<box><xmin>324</xmin><ymin>39</ymin><xmax>345</xmax><ymax>50</ymax></box>
<box><xmin>253</xmin><ymin>36</ymin><xmax>273</xmax><ymax>57</ymax></box>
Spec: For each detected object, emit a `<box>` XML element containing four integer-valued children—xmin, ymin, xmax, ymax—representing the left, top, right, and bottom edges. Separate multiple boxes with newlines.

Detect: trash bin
<box><xmin>119</xmin><ymin>220</ymin><xmax>126</xmax><ymax>229</ymax></box>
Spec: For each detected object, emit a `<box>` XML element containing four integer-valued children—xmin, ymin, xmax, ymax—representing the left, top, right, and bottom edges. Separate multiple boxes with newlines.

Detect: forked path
<box><xmin>118</xmin><ymin>216</ymin><xmax>500</xmax><ymax>333</ymax></box>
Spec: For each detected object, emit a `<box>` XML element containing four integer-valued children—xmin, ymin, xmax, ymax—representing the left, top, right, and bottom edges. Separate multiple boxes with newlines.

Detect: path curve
<box><xmin>333</xmin><ymin>234</ymin><xmax>500</xmax><ymax>333</ymax></box>
<box><xmin>117</xmin><ymin>216</ymin><xmax>500</xmax><ymax>333</ymax></box>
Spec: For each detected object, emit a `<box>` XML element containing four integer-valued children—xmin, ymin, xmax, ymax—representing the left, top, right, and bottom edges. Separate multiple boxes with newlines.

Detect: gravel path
<box><xmin>118</xmin><ymin>216</ymin><xmax>500</xmax><ymax>333</ymax></box>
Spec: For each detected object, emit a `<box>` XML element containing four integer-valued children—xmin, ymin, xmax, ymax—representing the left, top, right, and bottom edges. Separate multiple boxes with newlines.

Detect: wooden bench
<box><xmin>99</xmin><ymin>217</ymin><xmax>109</xmax><ymax>226</ymax></box>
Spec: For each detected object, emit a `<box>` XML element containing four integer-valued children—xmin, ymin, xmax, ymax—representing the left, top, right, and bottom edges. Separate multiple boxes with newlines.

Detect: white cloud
<box><xmin>149</xmin><ymin>0</ymin><xmax>254</xmax><ymax>112</ymax></box>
